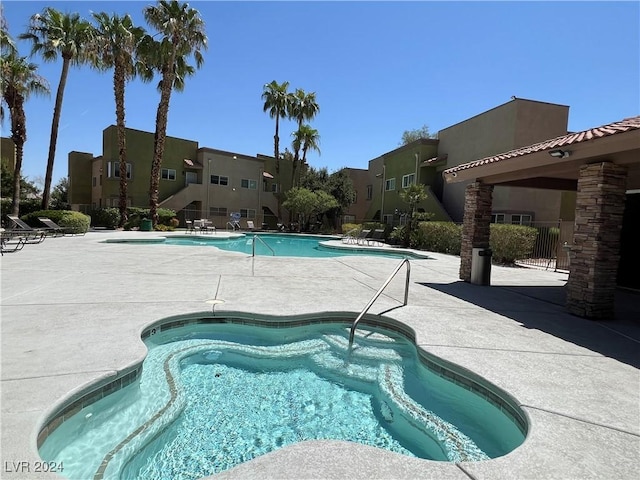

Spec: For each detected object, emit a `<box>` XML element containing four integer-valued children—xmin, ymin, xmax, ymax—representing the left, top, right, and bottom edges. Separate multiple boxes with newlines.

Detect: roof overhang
<box><xmin>443</xmin><ymin>119</ymin><xmax>640</xmax><ymax>191</ymax></box>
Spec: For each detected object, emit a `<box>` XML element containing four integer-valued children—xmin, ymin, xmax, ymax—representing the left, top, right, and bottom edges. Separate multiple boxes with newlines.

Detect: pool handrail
<box><xmin>252</xmin><ymin>234</ymin><xmax>275</xmax><ymax>257</ymax></box>
<box><xmin>348</xmin><ymin>258</ymin><xmax>411</xmax><ymax>350</ymax></box>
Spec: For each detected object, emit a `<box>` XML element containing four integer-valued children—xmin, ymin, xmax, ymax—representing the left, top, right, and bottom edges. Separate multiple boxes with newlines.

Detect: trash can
<box><xmin>140</xmin><ymin>218</ymin><xmax>153</xmax><ymax>232</ymax></box>
<box><xmin>471</xmin><ymin>247</ymin><xmax>492</xmax><ymax>286</ymax></box>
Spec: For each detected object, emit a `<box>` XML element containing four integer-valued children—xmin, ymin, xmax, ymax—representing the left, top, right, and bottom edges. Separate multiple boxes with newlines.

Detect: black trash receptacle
<box><xmin>471</xmin><ymin>247</ymin><xmax>492</xmax><ymax>285</ymax></box>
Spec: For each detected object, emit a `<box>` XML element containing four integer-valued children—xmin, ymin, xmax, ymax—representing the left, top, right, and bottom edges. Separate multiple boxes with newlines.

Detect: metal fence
<box><xmin>515</xmin><ymin>220</ymin><xmax>574</xmax><ymax>272</ymax></box>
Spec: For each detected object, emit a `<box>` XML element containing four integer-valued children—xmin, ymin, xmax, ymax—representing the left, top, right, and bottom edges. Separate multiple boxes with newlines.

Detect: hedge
<box><xmin>88</xmin><ymin>207</ymin><xmax>177</xmax><ymax>230</ymax></box>
<box><xmin>417</xmin><ymin>221</ymin><xmax>462</xmax><ymax>255</ymax></box>
<box><xmin>489</xmin><ymin>224</ymin><xmax>537</xmax><ymax>264</ymax></box>
<box><xmin>21</xmin><ymin>210</ymin><xmax>91</xmax><ymax>235</ymax></box>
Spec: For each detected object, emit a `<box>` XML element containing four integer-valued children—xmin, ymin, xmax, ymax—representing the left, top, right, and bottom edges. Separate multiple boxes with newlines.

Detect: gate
<box><xmin>516</xmin><ymin>220</ymin><xmax>574</xmax><ymax>271</ymax></box>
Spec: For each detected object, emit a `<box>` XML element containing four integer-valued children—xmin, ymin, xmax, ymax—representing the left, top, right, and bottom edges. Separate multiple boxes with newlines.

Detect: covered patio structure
<box><xmin>442</xmin><ymin>116</ymin><xmax>640</xmax><ymax>319</ymax></box>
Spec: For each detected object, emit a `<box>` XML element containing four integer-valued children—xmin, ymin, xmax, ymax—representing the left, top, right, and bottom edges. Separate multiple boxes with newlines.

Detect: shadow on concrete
<box><xmin>417</xmin><ymin>281</ymin><xmax>640</xmax><ymax>369</ymax></box>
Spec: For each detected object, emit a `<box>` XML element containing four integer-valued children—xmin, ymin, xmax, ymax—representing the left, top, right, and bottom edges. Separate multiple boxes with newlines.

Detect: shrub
<box><xmin>418</xmin><ymin>222</ymin><xmax>462</xmax><ymax>255</ymax></box>
<box><xmin>341</xmin><ymin>223</ymin><xmax>361</xmax><ymax>235</ymax></box>
<box><xmin>1</xmin><ymin>198</ymin><xmax>43</xmax><ymax>219</ymax></box>
<box><xmin>21</xmin><ymin>210</ymin><xmax>90</xmax><ymax>234</ymax></box>
<box><xmin>127</xmin><ymin>207</ymin><xmax>176</xmax><ymax>226</ymax></box>
<box><xmin>490</xmin><ymin>224</ymin><xmax>537</xmax><ymax>264</ymax></box>
<box><xmin>90</xmin><ymin>208</ymin><xmax>120</xmax><ymax>229</ymax></box>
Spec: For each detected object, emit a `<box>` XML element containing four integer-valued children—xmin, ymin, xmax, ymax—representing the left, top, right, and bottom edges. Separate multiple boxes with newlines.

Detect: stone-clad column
<box><xmin>567</xmin><ymin>162</ymin><xmax>627</xmax><ymax>319</ymax></box>
<box><xmin>459</xmin><ymin>182</ymin><xmax>494</xmax><ymax>282</ymax></box>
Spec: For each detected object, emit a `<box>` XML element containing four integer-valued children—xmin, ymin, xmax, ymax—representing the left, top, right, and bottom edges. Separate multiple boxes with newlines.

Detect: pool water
<box><xmin>39</xmin><ymin>321</ymin><xmax>526</xmax><ymax>480</ymax></box>
<box><xmin>106</xmin><ymin>233</ymin><xmax>426</xmax><ymax>259</ymax></box>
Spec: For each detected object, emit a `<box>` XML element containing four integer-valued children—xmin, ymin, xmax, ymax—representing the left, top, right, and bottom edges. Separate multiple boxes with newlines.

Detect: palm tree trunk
<box><xmin>9</xmin><ymin>92</ymin><xmax>25</xmax><ymax>216</ymax></box>
<box><xmin>42</xmin><ymin>57</ymin><xmax>70</xmax><ymax>210</ymax></box>
<box><xmin>11</xmin><ymin>138</ymin><xmax>24</xmax><ymax>216</ymax></box>
<box><xmin>149</xmin><ymin>73</ymin><xmax>174</xmax><ymax>226</ymax></box>
<box><xmin>114</xmin><ymin>63</ymin><xmax>128</xmax><ymax>227</ymax></box>
<box><xmin>274</xmin><ymin>114</ymin><xmax>281</xmax><ymax>220</ymax></box>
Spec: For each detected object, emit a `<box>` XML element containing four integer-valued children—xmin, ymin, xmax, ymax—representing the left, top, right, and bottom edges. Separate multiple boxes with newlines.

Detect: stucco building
<box><xmin>345</xmin><ymin>98</ymin><xmax>577</xmax><ymax>226</ymax></box>
<box><xmin>68</xmin><ymin>126</ymin><xmax>296</xmax><ymax>229</ymax></box>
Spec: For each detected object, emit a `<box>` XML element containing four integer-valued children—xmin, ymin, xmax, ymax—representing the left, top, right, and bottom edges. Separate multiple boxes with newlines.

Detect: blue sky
<box><xmin>2</xmin><ymin>1</ymin><xmax>639</xmax><ymax>189</ymax></box>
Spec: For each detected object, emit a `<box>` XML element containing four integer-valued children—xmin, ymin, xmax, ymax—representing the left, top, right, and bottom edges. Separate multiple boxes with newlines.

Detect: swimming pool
<box><xmin>37</xmin><ymin>314</ymin><xmax>527</xmax><ymax>480</ymax></box>
<box><xmin>104</xmin><ymin>233</ymin><xmax>430</xmax><ymax>259</ymax></box>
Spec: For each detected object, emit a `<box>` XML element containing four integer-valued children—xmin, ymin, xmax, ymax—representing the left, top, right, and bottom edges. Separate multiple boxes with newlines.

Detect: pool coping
<box><xmin>35</xmin><ymin>311</ymin><xmax>528</xmax><ymax>469</ymax></box>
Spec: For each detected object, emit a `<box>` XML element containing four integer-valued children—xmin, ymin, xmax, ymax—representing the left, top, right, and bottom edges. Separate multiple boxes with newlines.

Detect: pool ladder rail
<box><xmin>349</xmin><ymin>258</ymin><xmax>411</xmax><ymax>350</ymax></box>
<box><xmin>251</xmin><ymin>235</ymin><xmax>275</xmax><ymax>257</ymax></box>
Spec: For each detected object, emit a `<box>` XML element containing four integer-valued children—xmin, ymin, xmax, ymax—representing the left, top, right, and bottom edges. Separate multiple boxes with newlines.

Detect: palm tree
<box><xmin>91</xmin><ymin>12</ymin><xmax>149</xmax><ymax>227</ymax></box>
<box><xmin>143</xmin><ymin>0</ymin><xmax>207</xmax><ymax>226</ymax></box>
<box><xmin>261</xmin><ymin>80</ymin><xmax>291</xmax><ymax>175</ymax></box>
<box><xmin>291</xmin><ymin>124</ymin><xmax>320</xmax><ymax>186</ymax></box>
<box><xmin>0</xmin><ymin>51</ymin><xmax>50</xmax><ymax>215</ymax></box>
<box><xmin>20</xmin><ymin>8</ymin><xmax>93</xmax><ymax>209</ymax></box>
<box><xmin>288</xmin><ymin>88</ymin><xmax>319</xmax><ymax>186</ymax></box>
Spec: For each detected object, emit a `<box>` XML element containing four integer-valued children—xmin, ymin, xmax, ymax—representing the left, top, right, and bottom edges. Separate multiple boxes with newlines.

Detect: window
<box><xmin>491</xmin><ymin>213</ymin><xmax>506</xmax><ymax>224</ymax></box>
<box><xmin>107</xmin><ymin>162</ymin><xmax>132</xmax><ymax>179</ymax></box>
<box><xmin>92</xmin><ymin>177</ymin><xmax>96</xmax><ymax>187</ymax></box>
<box><xmin>366</xmin><ymin>185</ymin><xmax>373</xmax><ymax>200</ymax></box>
<box><xmin>343</xmin><ymin>215</ymin><xmax>355</xmax><ymax>224</ymax></box>
<box><xmin>240</xmin><ymin>208</ymin><xmax>256</xmax><ymax>218</ymax></box>
<box><xmin>511</xmin><ymin>214</ymin><xmax>532</xmax><ymax>226</ymax></box>
<box><xmin>382</xmin><ymin>214</ymin><xmax>394</xmax><ymax>225</ymax></box>
<box><xmin>271</xmin><ymin>183</ymin><xmax>279</xmax><ymax>193</ymax></box>
<box><xmin>402</xmin><ymin>174</ymin><xmax>415</xmax><ymax>188</ymax></box>
<box><xmin>241</xmin><ymin>179</ymin><xmax>257</xmax><ymax>190</ymax></box>
<box><xmin>211</xmin><ymin>174</ymin><xmax>229</xmax><ymax>186</ymax></box>
<box><xmin>385</xmin><ymin>178</ymin><xmax>396</xmax><ymax>191</ymax></box>
<box><xmin>161</xmin><ymin>168</ymin><xmax>176</xmax><ymax>181</ymax></box>
<box><xmin>209</xmin><ymin>207</ymin><xmax>228</xmax><ymax>217</ymax></box>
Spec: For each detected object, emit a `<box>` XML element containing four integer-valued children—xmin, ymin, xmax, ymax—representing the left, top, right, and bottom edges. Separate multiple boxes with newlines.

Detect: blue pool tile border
<box><xmin>37</xmin><ymin>313</ymin><xmax>528</xmax><ymax>458</ymax></box>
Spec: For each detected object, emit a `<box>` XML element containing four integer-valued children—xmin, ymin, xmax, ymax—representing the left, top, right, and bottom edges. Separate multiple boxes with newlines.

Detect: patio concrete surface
<box><xmin>1</xmin><ymin>230</ymin><xmax>638</xmax><ymax>479</ymax></box>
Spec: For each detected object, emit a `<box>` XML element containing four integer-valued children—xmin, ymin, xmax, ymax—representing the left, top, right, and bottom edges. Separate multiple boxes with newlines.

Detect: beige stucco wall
<box><xmin>344</xmin><ymin>167</ymin><xmax>374</xmax><ymax>223</ymax></box>
<box><xmin>437</xmin><ymin>99</ymin><xmax>570</xmax><ymax>222</ymax></box>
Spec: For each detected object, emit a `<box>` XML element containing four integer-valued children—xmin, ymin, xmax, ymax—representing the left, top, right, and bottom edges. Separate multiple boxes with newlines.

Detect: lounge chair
<box><xmin>355</xmin><ymin>229</ymin><xmax>373</xmax><ymax>245</ymax></box>
<box><xmin>368</xmin><ymin>229</ymin><xmax>387</xmax><ymax>246</ymax></box>
<box><xmin>0</xmin><ymin>229</ymin><xmax>26</xmax><ymax>255</ymax></box>
<box><xmin>37</xmin><ymin>217</ymin><xmax>66</xmax><ymax>236</ymax></box>
<box><xmin>4</xmin><ymin>215</ymin><xmax>46</xmax><ymax>243</ymax></box>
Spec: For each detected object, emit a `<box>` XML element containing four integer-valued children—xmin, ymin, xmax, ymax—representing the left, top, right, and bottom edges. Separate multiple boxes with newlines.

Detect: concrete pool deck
<box><xmin>1</xmin><ymin>230</ymin><xmax>638</xmax><ymax>479</ymax></box>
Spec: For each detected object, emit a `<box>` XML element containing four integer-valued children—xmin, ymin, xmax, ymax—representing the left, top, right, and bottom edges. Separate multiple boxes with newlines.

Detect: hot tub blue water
<box><xmin>38</xmin><ymin>317</ymin><xmax>526</xmax><ymax>480</ymax></box>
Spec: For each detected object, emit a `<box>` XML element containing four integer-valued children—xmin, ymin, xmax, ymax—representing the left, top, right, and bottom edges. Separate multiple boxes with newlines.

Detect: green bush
<box><xmin>1</xmin><ymin>198</ymin><xmax>43</xmax><ymax>219</ymax></box>
<box><xmin>490</xmin><ymin>224</ymin><xmax>537</xmax><ymax>264</ymax></box>
<box><xmin>417</xmin><ymin>221</ymin><xmax>462</xmax><ymax>254</ymax></box>
<box><xmin>127</xmin><ymin>207</ymin><xmax>176</xmax><ymax>226</ymax></box>
<box><xmin>21</xmin><ymin>210</ymin><xmax>90</xmax><ymax>234</ymax></box>
<box><xmin>341</xmin><ymin>223</ymin><xmax>361</xmax><ymax>235</ymax></box>
<box><xmin>90</xmin><ymin>207</ymin><xmax>120</xmax><ymax>229</ymax></box>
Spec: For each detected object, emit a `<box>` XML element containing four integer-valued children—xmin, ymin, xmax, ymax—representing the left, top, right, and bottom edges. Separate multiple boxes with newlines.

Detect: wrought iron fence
<box><xmin>515</xmin><ymin>220</ymin><xmax>573</xmax><ymax>271</ymax></box>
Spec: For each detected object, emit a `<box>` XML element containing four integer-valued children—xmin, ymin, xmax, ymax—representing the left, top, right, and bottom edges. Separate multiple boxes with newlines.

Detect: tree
<box><xmin>291</xmin><ymin>124</ymin><xmax>320</xmax><ymax>186</ymax></box>
<box><xmin>0</xmin><ymin>50</ymin><xmax>50</xmax><ymax>215</ymax></box>
<box><xmin>299</xmin><ymin>166</ymin><xmax>355</xmax><ymax>229</ymax></box>
<box><xmin>399</xmin><ymin>183</ymin><xmax>428</xmax><ymax>246</ymax></box>
<box><xmin>50</xmin><ymin>176</ymin><xmax>69</xmax><ymax>209</ymax></box>
<box><xmin>1</xmin><ymin>161</ymin><xmax>40</xmax><ymax>200</ymax></box>
<box><xmin>143</xmin><ymin>0</ymin><xmax>207</xmax><ymax>226</ymax></box>
<box><xmin>282</xmin><ymin>187</ymin><xmax>338</xmax><ymax>231</ymax></box>
<box><xmin>20</xmin><ymin>8</ymin><xmax>93</xmax><ymax>210</ymax></box>
<box><xmin>91</xmin><ymin>12</ymin><xmax>149</xmax><ymax>227</ymax></box>
<box><xmin>288</xmin><ymin>89</ymin><xmax>319</xmax><ymax>185</ymax></box>
<box><xmin>261</xmin><ymin>80</ymin><xmax>290</xmax><ymax>175</ymax></box>
<box><xmin>400</xmin><ymin>124</ymin><xmax>436</xmax><ymax>145</ymax></box>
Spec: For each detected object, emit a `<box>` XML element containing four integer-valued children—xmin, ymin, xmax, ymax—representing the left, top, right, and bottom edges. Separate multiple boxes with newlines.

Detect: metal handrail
<box><xmin>252</xmin><ymin>234</ymin><xmax>275</xmax><ymax>257</ymax></box>
<box><xmin>348</xmin><ymin>258</ymin><xmax>411</xmax><ymax>350</ymax></box>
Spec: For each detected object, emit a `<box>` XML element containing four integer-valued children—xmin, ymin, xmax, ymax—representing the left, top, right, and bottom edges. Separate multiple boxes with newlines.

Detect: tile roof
<box><xmin>443</xmin><ymin>115</ymin><xmax>640</xmax><ymax>175</ymax></box>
